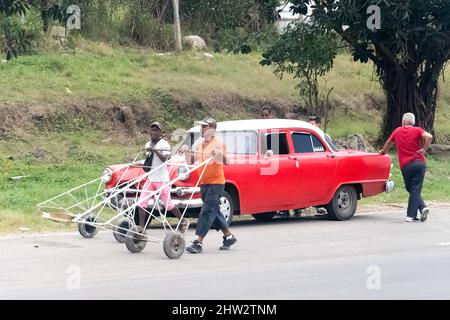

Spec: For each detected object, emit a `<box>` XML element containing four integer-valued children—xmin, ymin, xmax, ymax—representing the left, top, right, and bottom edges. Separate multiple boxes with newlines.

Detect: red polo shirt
<box><xmin>389</xmin><ymin>126</ymin><xmax>426</xmax><ymax>169</ymax></box>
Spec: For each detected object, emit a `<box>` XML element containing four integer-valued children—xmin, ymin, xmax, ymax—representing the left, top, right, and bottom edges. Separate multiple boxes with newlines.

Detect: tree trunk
<box><xmin>171</xmin><ymin>0</ymin><xmax>182</xmax><ymax>51</ymax></box>
<box><xmin>380</xmin><ymin>61</ymin><xmax>441</xmax><ymax>142</ymax></box>
<box><xmin>41</xmin><ymin>9</ymin><xmax>49</xmax><ymax>32</ymax></box>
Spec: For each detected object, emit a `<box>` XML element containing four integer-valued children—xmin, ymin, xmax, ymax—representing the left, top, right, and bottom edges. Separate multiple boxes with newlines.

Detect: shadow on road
<box><xmin>149</xmin><ymin>213</ymin><xmax>379</xmax><ymax>230</ymax></box>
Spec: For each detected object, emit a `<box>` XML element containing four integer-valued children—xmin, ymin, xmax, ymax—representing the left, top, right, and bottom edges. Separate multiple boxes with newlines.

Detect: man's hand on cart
<box><xmin>178</xmin><ymin>145</ymin><xmax>190</xmax><ymax>154</ymax></box>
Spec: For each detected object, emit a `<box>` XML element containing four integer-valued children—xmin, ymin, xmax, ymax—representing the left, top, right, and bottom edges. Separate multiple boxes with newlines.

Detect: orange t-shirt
<box><xmin>195</xmin><ymin>137</ymin><xmax>226</xmax><ymax>185</ymax></box>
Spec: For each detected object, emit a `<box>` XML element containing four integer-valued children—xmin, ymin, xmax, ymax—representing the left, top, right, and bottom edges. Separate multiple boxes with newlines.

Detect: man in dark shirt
<box><xmin>380</xmin><ymin>113</ymin><xmax>433</xmax><ymax>222</ymax></box>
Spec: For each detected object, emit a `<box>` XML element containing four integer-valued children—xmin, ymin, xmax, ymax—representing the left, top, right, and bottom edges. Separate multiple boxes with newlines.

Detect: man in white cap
<box><xmin>179</xmin><ymin>117</ymin><xmax>238</xmax><ymax>253</ymax></box>
<box><xmin>137</xmin><ymin>122</ymin><xmax>189</xmax><ymax>233</ymax></box>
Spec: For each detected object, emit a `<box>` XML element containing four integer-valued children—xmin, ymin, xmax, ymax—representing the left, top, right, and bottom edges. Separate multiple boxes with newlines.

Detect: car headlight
<box><xmin>177</xmin><ymin>166</ymin><xmax>190</xmax><ymax>181</ymax></box>
<box><xmin>102</xmin><ymin>168</ymin><xmax>112</xmax><ymax>183</ymax></box>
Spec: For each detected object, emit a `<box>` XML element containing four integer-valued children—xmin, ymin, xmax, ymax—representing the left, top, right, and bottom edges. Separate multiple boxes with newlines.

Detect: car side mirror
<box><xmin>264</xmin><ymin>150</ymin><xmax>274</xmax><ymax>159</ymax></box>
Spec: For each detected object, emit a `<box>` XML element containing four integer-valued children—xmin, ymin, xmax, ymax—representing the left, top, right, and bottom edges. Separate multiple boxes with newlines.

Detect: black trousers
<box><xmin>401</xmin><ymin>160</ymin><xmax>427</xmax><ymax>218</ymax></box>
<box><xmin>196</xmin><ymin>184</ymin><xmax>228</xmax><ymax>237</ymax></box>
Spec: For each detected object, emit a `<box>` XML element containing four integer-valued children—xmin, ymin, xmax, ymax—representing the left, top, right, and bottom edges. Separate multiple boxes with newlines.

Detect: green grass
<box><xmin>1</xmin><ymin>43</ymin><xmax>449</xmax><ymax>140</ymax></box>
<box><xmin>0</xmin><ymin>131</ymin><xmax>141</xmax><ymax>233</ymax></box>
<box><xmin>0</xmin><ymin>46</ymin><xmax>298</xmax><ymax>105</ymax></box>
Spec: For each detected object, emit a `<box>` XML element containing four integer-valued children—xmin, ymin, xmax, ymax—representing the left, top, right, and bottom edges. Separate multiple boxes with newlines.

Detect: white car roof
<box><xmin>188</xmin><ymin>119</ymin><xmax>326</xmax><ymax>138</ymax></box>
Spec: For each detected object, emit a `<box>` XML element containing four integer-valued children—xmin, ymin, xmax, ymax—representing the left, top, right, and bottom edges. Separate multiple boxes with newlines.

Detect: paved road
<box><xmin>1</xmin><ymin>204</ymin><xmax>450</xmax><ymax>300</ymax></box>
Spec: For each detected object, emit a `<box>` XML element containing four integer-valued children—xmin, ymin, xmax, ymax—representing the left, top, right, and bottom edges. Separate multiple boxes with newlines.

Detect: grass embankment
<box><xmin>0</xmin><ymin>42</ymin><xmax>449</xmax><ymax>233</ymax></box>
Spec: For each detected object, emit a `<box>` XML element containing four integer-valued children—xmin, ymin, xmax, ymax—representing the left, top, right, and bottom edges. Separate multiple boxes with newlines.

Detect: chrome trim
<box><xmin>170</xmin><ymin>187</ymin><xmax>201</xmax><ymax>196</ymax></box>
<box><xmin>147</xmin><ymin>198</ymin><xmax>203</xmax><ymax>209</ymax></box>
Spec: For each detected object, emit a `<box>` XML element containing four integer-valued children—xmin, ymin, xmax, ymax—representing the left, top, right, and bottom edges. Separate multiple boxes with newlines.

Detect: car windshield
<box><xmin>325</xmin><ymin>134</ymin><xmax>338</xmax><ymax>152</ymax></box>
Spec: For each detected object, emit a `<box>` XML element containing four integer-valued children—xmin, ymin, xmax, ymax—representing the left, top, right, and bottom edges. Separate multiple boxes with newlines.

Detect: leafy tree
<box><xmin>287</xmin><ymin>0</ymin><xmax>450</xmax><ymax>140</ymax></box>
<box><xmin>27</xmin><ymin>0</ymin><xmax>68</xmax><ymax>32</ymax></box>
<box><xmin>261</xmin><ymin>22</ymin><xmax>338</xmax><ymax>120</ymax></box>
<box><xmin>0</xmin><ymin>14</ymin><xmax>32</xmax><ymax>59</ymax></box>
<box><xmin>181</xmin><ymin>0</ymin><xmax>281</xmax><ymax>49</ymax></box>
<box><xmin>0</xmin><ymin>0</ymin><xmax>30</xmax><ymax>59</ymax></box>
<box><xmin>0</xmin><ymin>0</ymin><xmax>28</xmax><ymax>15</ymax></box>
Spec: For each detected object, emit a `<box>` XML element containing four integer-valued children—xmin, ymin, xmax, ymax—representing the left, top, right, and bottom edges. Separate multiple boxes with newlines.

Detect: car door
<box><xmin>216</xmin><ymin>130</ymin><xmax>260</xmax><ymax>214</ymax></box>
<box><xmin>256</xmin><ymin>129</ymin><xmax>299</xmax><ymax>210</ymax></box>
<box><xmin>289</xmin><ymin>131</ymin><xmax>337</xmax><ymax>205</ymax></box>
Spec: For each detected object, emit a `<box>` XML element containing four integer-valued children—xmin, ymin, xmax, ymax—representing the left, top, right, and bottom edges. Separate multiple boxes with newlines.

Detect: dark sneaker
<box><xmin>420</xmin><ymin>207</ymin><xmax>430</xmax><ymax>222</ymax></box>
<box><xmin>186</xmin><ymin>240</ymin><xmax>202</xmax><ymax>254</ymax></box>
<box><xmin>219</xmin><ymin>235</ymin><xmax>238</xmax><ymax>250</ymax></box>
<box><xmin>179</xmin><ymin>218</ymin><xmax>190</xmax><ymax>234</ymax></box>
<box><xmin>293</xmin><ymin>209</ymin><xmax>302</xmax><ymax>217</ymax></box>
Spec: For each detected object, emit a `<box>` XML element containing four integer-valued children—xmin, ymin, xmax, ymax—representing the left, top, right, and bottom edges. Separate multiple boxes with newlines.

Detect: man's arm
<box><xmin>210</xmin><ymin>143</ymin><xmax>227</xmax><ymax>165</ymax></box>
<box><xmin>379</xmin><ymin>135</ymin><xmax>395</xmax><ymax>154</ymax></box>
<box><xmin>146</xmin><ymin>141</ymin><xmax>170</xmax><ymax>162</ymax></box>
<box><xmin>417</xmin><ymin>131</ymin><xmax>433</xmax><ymax>155</ymax></box>
<box><xmin>179</xmin><ymin>142</ymin><xmax>197</xmax><ymax>165</ymax></box>
<box><xmin>152</xmin><ymin>149</ymin><xmax>169</xmax><ymax>162</ymax></box>
<box><xmin>185</xmin><ymin>148</ymin><xmax>195</xmax><ymax>165</ymax></box>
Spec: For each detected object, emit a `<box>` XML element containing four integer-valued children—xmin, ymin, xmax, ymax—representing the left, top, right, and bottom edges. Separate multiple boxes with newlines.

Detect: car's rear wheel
<box><xmin>219</xmin><ymin>191</ymin><xmax>234</xmax><ymax>226</ymax></box>
<box><xmin>252</xmin><ymin>212</ymin><xmax>276</xmax><ymax>222</ymax></box>
<box><xmin>326</xmin><ymin>185</ymin><xmax>357</xmax><ymax>221</ymax></box>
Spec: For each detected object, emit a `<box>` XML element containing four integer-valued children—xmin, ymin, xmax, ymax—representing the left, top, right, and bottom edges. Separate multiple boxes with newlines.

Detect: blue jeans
<box><xmin>401</xmin><ymin>160</ymin><xmax>427</xmax><ymax>218</ymax></box>
<box><xmin>196</xmin><ymin>184</ymin><xmax>228</xmax><ymax>238</ymax></box>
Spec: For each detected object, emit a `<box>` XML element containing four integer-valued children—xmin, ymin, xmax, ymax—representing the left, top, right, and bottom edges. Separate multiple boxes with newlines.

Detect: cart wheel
<box><xmin>113</xmin><ymin>217</ymin><xmax>133</xmax><ymax>243</ymax></box>
<box><xmin>77</xmin><ymin>214</ymin><xmax>98</xmax><ymax>239</ymax></box>
<box><xmin>163</xmin><ymin>232</ymin><xmax>185</xmax><ymax>259</ymax></box>
<box><xmin>125</xmin><ymin>226</ymin><xmax>147</xmax><ymax>253</ymax></box>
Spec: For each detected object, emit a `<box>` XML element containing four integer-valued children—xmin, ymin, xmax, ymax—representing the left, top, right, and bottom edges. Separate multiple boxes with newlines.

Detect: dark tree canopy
<box><xmin>288</xmin><ymin>0</ymin><xmax>450</xmax><ymax>140</ymax></box>
<box><xmin>0</xmin><ymin>0</ymin><xmax>28</xmax><ymax>15</ymax></box>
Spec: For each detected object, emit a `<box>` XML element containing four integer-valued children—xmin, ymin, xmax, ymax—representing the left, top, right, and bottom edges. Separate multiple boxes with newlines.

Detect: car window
<box><xmin>311</xmin><ymin>134</ymin><xmax>326</xmax><ymax>152</ymax></box>
<box><xmin>292</xmin><ymin>132</ymin><xmax>326</xmax><ymax>153</ymax></box>
<box><xmin>261</xmin><ymin>132</ymin><xmax>290</xmax><ymax>155</ymax></box>
<box><xmin>325</xmin><ymin>134</ymin><xmax>338</xmax><ymax>151</ymax></box>
<box><xmin>180</xmin><ymin>132</ymin><xmax>201</xmax><ymax>148</ymax></box>
<box><xmin>216</xmin><ymin>131</ymin><xmax>258</xmax><ymax>155</ymax></box>
<box><xmin>179</xmin><ymin>131</ymin><xmax>258</xmax><ymax>155</ymax></box>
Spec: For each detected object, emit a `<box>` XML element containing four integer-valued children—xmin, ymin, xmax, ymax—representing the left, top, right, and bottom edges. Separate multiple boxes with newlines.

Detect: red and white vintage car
<box><xmin>102</xmin><ymin>119</ymin><xmax>394</xmax><ymax>224</ymax></box>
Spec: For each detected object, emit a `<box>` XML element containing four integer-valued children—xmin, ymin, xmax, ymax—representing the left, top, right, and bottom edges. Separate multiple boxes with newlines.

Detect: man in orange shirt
<box><xmin>179</xmin><ymin>118</ymin><xmax>237</xmax><ymax>253</ymax></box>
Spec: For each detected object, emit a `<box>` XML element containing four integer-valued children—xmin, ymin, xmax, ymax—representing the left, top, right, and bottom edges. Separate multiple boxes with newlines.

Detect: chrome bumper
<box><xmin>106</xmin><ymin>187</ymin><xmax>203</xmax><ymax>209</ymax></box>
<box><xmin>170</xmin><ymin>187</ymin><xmax>201</xmax><ymax>196</ymax></box>
<box><xmin>150</xmin><ymin>197</ymin><xmax>203</xmax><ymax>209</ymax></box>
<box><xmin>168</xmin><ymin>187</ymin><xmax>202</xmax><ymax>208</ymax></box>
<box><xmin>385</xmin><ymin>180</ymin><xmax>395</xmax><ymax>193</ymax></box>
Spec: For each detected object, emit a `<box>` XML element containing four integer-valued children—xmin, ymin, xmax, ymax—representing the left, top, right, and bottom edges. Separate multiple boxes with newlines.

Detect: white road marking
<box><xmin>435</xmin><ymin>242</ymin><xmax>450</xmax><ymax>246</ymax></box>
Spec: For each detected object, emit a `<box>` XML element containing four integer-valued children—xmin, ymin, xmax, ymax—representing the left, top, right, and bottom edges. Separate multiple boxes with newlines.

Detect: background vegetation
<box><xmin>0</xmin><ymin>0</ymin><xmax>449</xmax><ymax>233</ymax></box>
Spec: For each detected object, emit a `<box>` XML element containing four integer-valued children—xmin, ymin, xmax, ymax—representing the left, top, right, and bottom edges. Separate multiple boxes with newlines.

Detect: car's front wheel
<box><xmin>326</xmin><ymin>185</ymin><xmax>358</xmax><ymax>221</ymax></box>
<box><xmin>219</xmin><ymin>191</ymin><xmax>234</xmax><ymax>226</ymax></box>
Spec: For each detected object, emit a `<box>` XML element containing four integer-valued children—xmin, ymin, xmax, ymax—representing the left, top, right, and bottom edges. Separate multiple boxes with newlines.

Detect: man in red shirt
<box><xmin>380</xmin><ymin>113</ymin><xmax>433</xmax><ymax>222</ymax></box>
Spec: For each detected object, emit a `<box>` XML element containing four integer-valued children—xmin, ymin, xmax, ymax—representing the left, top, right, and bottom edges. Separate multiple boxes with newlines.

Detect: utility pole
<box><xmin>171</xmin><ymin>0</ymin><xmax>182</xmax><ymax>51</ymax></box>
